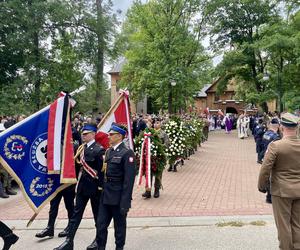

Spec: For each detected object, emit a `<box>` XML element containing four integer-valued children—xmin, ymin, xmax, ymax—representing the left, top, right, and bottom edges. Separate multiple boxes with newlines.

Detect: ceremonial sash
<box><xmin>137</xmin><ymin>133</ymin><xmax>151</xmax><ymax>188</ymax></box>
<box><xmin>80</xmin><ymin>148</ymin><xmax>98</xmax><ymax>179</ymax></box>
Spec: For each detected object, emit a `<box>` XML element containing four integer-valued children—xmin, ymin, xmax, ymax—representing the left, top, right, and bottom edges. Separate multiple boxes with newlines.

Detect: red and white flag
<box><xmin>47</xmin><ymin>93</ymin><xmax>76</xmax><ymax>183</ymax></box>
<box><xmin>96</xmin><ymin>90</ymin><xmax>133</xmax><ymax>150</ymax></box>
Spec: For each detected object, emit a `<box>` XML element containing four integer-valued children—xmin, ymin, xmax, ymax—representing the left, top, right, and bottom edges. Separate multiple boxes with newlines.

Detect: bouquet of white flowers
<box><xmin>164</xmin><ymin>118</ymin><xmax>187</xmax><ymax>164</ymax></box>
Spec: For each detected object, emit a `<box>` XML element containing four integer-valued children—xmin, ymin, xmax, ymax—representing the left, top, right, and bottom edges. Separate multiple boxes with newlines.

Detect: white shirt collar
<box><xmin>113</xmin><ymin>141</ymin><xmax>122</xmax><ymax>151</ymax></box>
<box><xmin>87</xmin><ymin>139</ymin><xmax>95</xmax><ymax>148</ymax></box>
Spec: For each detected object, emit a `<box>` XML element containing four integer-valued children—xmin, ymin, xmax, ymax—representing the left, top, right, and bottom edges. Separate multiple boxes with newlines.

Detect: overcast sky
<box><xmin>112</xmin><ymin>0</ymin><xmax>137</xmax><ymax>17</ymax></box>
<box><xmin>113</xmin><ymin>0</ymin><xmax>133</xmax><ymax>13</ymax></box>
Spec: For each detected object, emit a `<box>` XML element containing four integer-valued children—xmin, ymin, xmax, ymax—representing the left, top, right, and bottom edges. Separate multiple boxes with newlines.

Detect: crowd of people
<box><xmin>0</xmin><ymin>115</ymin><xmax>26</xmax><ymax>199</ymax></box>
<box><xmin>0</xmin><ymin>110</ymin><xmax>207</xmax><ymax>249</ymax></box>
<box><xmin>1</xmin><ymin>109</ymin><xmax>300</xmax><ymax>250</ymax></box>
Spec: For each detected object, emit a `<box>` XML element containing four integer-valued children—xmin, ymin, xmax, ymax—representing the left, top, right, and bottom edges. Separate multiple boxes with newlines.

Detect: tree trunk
<box><xmin>168</xmin><ymin>87</ymin><xmax>172</xmax><ymax>114</ymax></box>
<box><xmin>33</xmin><ymin>21</ymin><xmax>41</xmax><ymax>110</ymax></box>
<box><xmin>277</xmin><ymin>57</ymin><xmax>284</xmax><ymax>112</ymax></box>
<box><xmin>261</xmin><ymin>101</ymin><xmax>268</xmax><ymax>113</ymax></box>
<box><xmin>95</xmin><ymin>0</ymin><xmax>104</xmax><ymax>113</ymax></box>
<box><xmin>27</xmin><ymin>0</ymin><xmax>41</xmax><ymax>110</ymax></box>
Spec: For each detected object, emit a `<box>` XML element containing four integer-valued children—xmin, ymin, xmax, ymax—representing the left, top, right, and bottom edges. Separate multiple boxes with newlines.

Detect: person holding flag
<box><xmin>95</xmin><ymin>123</ymin><xmax>136</xmax><ymax>250</ymax></box>
<box><xmin>54</xmin><ymin>123</ymin><xmax>105</xmax><ymax>250</ymax></box>
<box><xmin>0</xmin><ymin>93</ymin><xmax>77</xmax><ymax>249</ymax></box>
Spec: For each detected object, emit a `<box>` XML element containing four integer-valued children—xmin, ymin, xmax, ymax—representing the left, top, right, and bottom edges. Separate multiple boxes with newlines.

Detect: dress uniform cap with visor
<box><xmin>280</xmin><ymin>113</ymin><xmax>299</xmax><ymax>127</ymax></box>
<box><xmin>108</xmin><ymin>123</ymin><xmax>127</xmax><ymax>136</ymax></box>
<box><xmin>81</xmin><ymin>123</ymin><xmax>97</xmax><ymax>134</ymax></box>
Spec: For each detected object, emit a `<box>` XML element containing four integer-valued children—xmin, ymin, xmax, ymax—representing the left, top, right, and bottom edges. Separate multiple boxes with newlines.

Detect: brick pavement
<box><xmin>0</xmin><ymin>130</ymin><xmax>272</xmax><ymax>220</ymax></box>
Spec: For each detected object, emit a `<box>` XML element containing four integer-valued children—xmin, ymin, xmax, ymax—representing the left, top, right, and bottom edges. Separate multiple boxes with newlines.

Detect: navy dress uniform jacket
<box><xmin>262</xmin><ymin>130</ymin><xmax>280</xmax><ymax>154</ymax></box>
<box><xmin>102</xmin><ymin>142</ymin><xmax>136</xmax><ymax>210</ymax></box>
<box><xmin>254</xmin><ymin>125</ymin><xmax>265</xmax><ymax>142</ymax></box>
<box><xmin>76</xmin><ymin>142</ymin><xmax>105</xmax><ymax>196</ymax></box>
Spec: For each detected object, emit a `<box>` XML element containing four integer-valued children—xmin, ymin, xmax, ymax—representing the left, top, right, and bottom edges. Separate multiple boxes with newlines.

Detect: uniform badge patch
<box><xmin>129</xmin><ymin>157</ymin><xmax>134</xmax><ymax>163</ymax></box>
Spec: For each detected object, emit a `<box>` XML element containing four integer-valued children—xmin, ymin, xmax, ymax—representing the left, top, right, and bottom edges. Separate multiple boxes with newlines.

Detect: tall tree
<box><xmin>119</xmin><ymin>0</ymin><xmax>212</xmax><ymax>113</ymax></box>
<box><xmin>0</xmin><ymin>0</ymin><xmax>118</xmax><ymax>114</ymax></box>
<box><xmin>207</xmin><ymin>0</ymin><xmax>279</xmax><ymax>111</ymax></box>
<box><xmin>71</xmin><ymin>0</ymin><xmax>118</xmax><ymax>113</ymax></box>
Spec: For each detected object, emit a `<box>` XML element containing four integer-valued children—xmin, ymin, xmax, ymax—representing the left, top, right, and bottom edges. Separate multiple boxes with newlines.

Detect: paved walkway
<box><xmin>0</xmin><ymin>130</ymin><xmax>272</xmax><ymax>220</ymax></box>
<box><xmin>0</xmin><ymin>216</ymin><xmax>278</xmax><ymax>250</ymax></box>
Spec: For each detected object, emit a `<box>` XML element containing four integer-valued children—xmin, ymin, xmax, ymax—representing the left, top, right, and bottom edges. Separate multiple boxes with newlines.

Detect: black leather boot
<box><xmin>142</xmin><ymin>191</ymin><xmax>151</xmax><ymax>198</ymax></box>
<box><xmin>53</xmin><ymin>238</ymin><xmax>74</xmax><ymax>250</ymax></box>
<box><xmin>3</xmin><ymin>232</ymin><xmax>19</xmax><ymax>250</ymax></box>
<box><xmin>167</xmin><ymin>165</ymin><xmax>173</xmax><ymax>172</ymax></box>
<box><xmin>58</xmin><ymin>226</ymin><xmax>70</xmax><ymax>238</ymax></box>
<box><xmin>6</xmin><ymin>188</ymin><xmax>17</xmax><ymax>195</ymax></box>
<box><xmin>35</xmin><ymin>226</ymin><xmax>54</xmax><ymax>238</ymax></box>
<box><xmin>173</xmin><ymin>164</ymin><xmax>177</xmax><ymax>172</ymax></box>
<box><xmin>153</xmin><ymin>188</ymin><xmax>160</xmax><ymax>198</ymax></box>
<box><xmin>0</xmin><ymin>188</ymin><xmax>9</xmax><ymax>198</ymax></box>
<box><xmin>86</xmin><ymin>238</ymin><xmax>98</xmax><ymax>250</ymax></box>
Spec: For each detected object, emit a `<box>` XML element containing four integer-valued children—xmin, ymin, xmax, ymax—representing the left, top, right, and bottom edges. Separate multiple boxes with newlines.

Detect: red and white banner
<box><xmin>137</xmin><ymin>133</ymin><xmax>151</xmax><ymax>188</ymax></box>
<box><xmin>47</xmin><ymin>94</ymin><xmax>76</xmax><ymax>183</ymax></box>
<box><xmin>96</xmin><ymin>90</ymin><xmax>133</xmax><ymax>150</ymax></box>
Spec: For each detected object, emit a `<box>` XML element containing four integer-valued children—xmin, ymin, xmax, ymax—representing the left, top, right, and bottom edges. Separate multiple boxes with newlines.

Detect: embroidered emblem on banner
<box><xmin>30</xmin><ymin>177</ymin><xmax>54</xmax><ymax>197</ymax></box>
<box><xmin>30</xmin><ymin>133</ymin><xmax>48</xmax><ymax>174</ymax></box>
<box><xmin>4</xmin><ymin>134</ymin><xmax>28</xmax><ymax>160</ymax></box>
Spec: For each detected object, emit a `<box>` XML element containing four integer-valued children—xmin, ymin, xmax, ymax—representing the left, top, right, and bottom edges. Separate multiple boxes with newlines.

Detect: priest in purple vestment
<box><xmin>223</xmin><ymin>114</ymin><xmax>233</xmax><ymax>133</ymax></box>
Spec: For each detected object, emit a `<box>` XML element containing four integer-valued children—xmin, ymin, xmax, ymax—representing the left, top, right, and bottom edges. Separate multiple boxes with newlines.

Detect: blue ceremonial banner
<box><xmin>0</xmin><ymin>106</ymin><xmax>72</xmax><ymax>212</ymax></box>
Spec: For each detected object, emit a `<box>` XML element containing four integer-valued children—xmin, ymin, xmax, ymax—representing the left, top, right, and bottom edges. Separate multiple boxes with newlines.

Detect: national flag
<box><xmin>95</xmin><ymin>90</ymin><xmax>133</xmax><ymax>150</ymax></box>
<box><xmin>0</xmin><ymin>95</ymin><xmax>76</xmax><ymax>212</ymax></box>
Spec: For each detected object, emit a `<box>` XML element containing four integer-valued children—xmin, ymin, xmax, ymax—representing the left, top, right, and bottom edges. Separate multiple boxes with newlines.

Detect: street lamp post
<box><xmin>262</xmin><ymin>72</ymin><xmax>270</xmax><ymax>81</ymax></box>
<box><xmin>168</xmin><ymin>80</ymin><xmax>176</xmax><ymax>114</ymax></box>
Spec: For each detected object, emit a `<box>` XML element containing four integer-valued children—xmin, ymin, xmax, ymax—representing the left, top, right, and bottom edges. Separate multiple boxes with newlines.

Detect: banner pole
<box><xmin>27</xmin><ymin>212</ymin><xmax>38</xmax><ymax>227</ymax></box>
<box><xmin>97</xmin><ymin>92</ymin><xmax>125</xmax><ymax>129</ymax></box>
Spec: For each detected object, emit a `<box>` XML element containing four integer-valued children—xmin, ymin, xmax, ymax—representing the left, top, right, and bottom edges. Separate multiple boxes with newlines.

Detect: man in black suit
<box><xmin>54</xmin><ymin>123</ymin><xmax>105</xmax><ymax>250</ymax></box>
<box><xmin>95</xmin><ymin>123</ymin><xmax>136</xmax><ymax>250</ymax></box>
<box><xmin>136</xmin><ymin>115</ymin><xmax>147</xmax><ymax>136</ymax></box>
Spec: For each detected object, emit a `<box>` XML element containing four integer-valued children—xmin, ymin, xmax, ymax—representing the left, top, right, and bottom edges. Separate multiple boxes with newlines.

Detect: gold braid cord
<box><xmin>74</xmin><ymin>144</ymin><xmax>85</xmax><ymax>164</ymax></box>
<box><xmin>101</xmin><ymin>150</ymin><xmax>108</xmax><ymax>174</ymax></box>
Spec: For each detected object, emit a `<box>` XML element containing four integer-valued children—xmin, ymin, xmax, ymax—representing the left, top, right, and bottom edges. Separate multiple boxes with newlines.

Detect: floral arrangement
<box><xmin>134</xmin><ymin>128</ymin><xmax>167</xmax><ymax>176</ymax></box>
<box><xmin>183</xmin><ymin>121</ymin><xmax>197</xmax><ymax>151</ymax></box>
<box><xmin>186</xmin><ymin>118</ymin><xmax>204</xmax><ymax>149</ymax></box>
<box><xmin>192</xmin><ymin>118</ymin><xmax>204</xmax><ymax>144</ymax></box>
<box><xmin>163</xmin><ymin>117</ymin><xmax>186</xmax><ymax>164</ymax></box>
